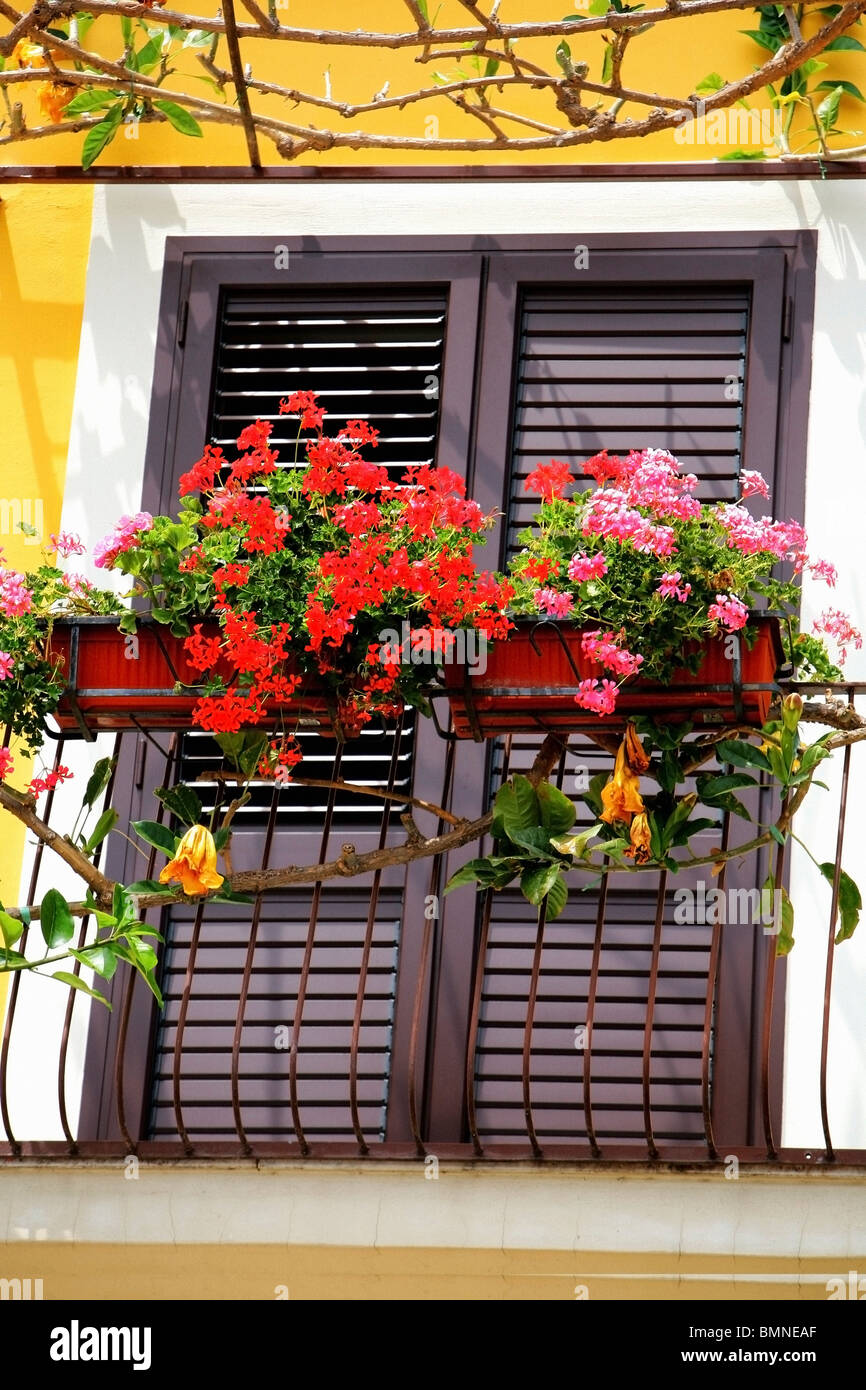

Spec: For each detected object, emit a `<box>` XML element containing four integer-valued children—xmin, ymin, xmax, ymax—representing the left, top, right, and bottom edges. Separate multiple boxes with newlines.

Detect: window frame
<box><xmin>82</xmin><ymin>230</ymin><xmax>818</xmax><ymax>1153</ymax></box>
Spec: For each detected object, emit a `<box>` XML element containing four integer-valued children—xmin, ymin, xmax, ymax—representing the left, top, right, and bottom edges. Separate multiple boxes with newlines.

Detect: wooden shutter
<box><xmin>150</xmin><ymin>890</ymin><xmax>402</xmax><ymax>1142</ymax></box>
<box><xmin>145</xmin><ymin>292</ymin><xmax>447</xmax><ymax>1141</ymax></box>
<box><xmin>465</xmin><ymin>269</ymin><xmax>788</xmax><ymax>1150</ymax></box>
<box><xmin>506</xmin><ymin>285</ymin><xmax>750</xmax><ymax>556</ymax></box>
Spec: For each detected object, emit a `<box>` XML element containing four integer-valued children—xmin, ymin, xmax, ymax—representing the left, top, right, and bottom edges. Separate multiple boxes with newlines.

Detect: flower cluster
<box><xmin>93</xmin><ymin>513</ymin><xmax>154</xmax><ymax>569</ymax></box>
<box><xmin>29</xmin><ymin>765</ymin><xmax>73</xmax><ymax>799</ymax></box>
<box><xmin>102</xmin><ymin>393</ymin><xmax>513</xmax><ymax>760</ymax></box>
<box><xmin>510</xmin><ymin>449</ymin><xmax>855</xmax><ymax>716</ymax></box>
<box><xmin>0</xmin><ymin>535</ymin><xmax>119</xmax><ymax>750</ymax></box>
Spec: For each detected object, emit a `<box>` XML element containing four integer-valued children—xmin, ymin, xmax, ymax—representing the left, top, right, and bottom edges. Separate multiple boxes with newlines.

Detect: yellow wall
<box><xmin>0</xmin><ymin>185</ymin><xmax>93</xmax><ymax>997</ymax></box>
<box><xmin>0</xmin><ymin>1242</ymin><xmax>854</xmax><ymax>1300</ymax></box>
<box><xmin>2</xmin><ymin>0</ymin><xmax>859</xmax><ymax>167</ymax></box>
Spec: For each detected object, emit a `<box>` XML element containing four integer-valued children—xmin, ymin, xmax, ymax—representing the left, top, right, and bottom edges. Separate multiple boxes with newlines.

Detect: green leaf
<box><xmin>740</xmin><ymin>28</ymin><xmax>781</xmax><ymax>53</ymax></box>
<box><xmin>700</xmin><ymin>791</ymin><xmax>752</xmax><ymax>822</ymax></box>
<box><xmin>506</xmin><ymin>826</ymin><xmax>560</xmax><ymax>859</ymax></box>
<box><xmin>210</xmin><ymin>889</ymin><xmax>255</xmax><ymax>905</ymax></box>
<box><xmin>601</xmin><ymin>39</ymin><xmax>613</xmax><ymax>83</ymax></box>
<box><xmin>64</xmin><ymin>91</ymin><xmax>119</xmax><ymax>116</ymax></box>
<box><xmin>718</xmin><ymin>149</ymin><xmax>770</xmax><ymax>161</ymax></box>
<box><xmin>776</xmin><ymin>888</ymin><xmax>795</xmax><ymax>956</ymax></box>
<box><xmin>125</xmin><ymin>879</ymin><xmax>175</xmax><ymax>896</ymax></box>
<box><xmin>40</xmin><ymin>889</ymin><xmax>75</xmax><ymax>950</ymax></box>
<box><xmin>212</xmin><ymin>827</ymin><xmax>232</xmax><ymax>852</ymax></box>
<box><xmin>671</xmin><ymin>816</ymin><xmax>718</xmax><ymax>847</ymax></box>
<box><xmin>132</xmin><ymin>820</ymin><xmax>179</xmax><ymax>856</ymax></box>
<box><xmin>494</xmin><ymin>776</ymin><xmax>539</xmax><ymax>840</ymax></box>
<box><xmin>695</xmin><ymin>72</ymin><xmax>725</xmax><ymax>95</ymax></box>
<box><xmin>83</xmin><ymin>755</ymin><xmax>115</xmax><ymax>809</ymax></box>
<box><xmin>0</xmin><ymin>910</ymin><xmax>23</xmax><ymax>950</ymax></box>
<box><xmin>214</xmin><ymin>732</ymin><xmax>246</xmax><ymax>766</ymax></box>
<box><xmin>52</xmin><ymin>970</ymin><xmax>111</xmax><ymax>1008</ymax></box>
<box><xmin>715</xmin><ymin>739</ymin><xmax>771</xmax><ymax>772</ymax></box>
<box><xmin>819</xmin><ymin>863</ymin><xmax>862</xmax><ymax>943</ymax></box>
<box><xmin>112</xmin><ymin>882</ymin><xmax>128</xmax><ymax>922</ymax></box>
<box><xmin>816</xmin><ymin>78</ymin><xmax>865</xmax><ymax>101</ymax></box>
<box><xmin>120</xmin><ymin>13</ymin><xmax>133</xmax><ymax>44</ymax></box>
<box><xmin>555</xmin><ymin>38</ymin><xmax>573</xmax><ymax>73</ymax></box>
<box><xmin>84</xmin><ymin>807</ymin><xmax>118</xmax><ymax>855</ymax></box>
<box><xmin>545</xmin><ymin>873</ymin><xmax>568</xmax><ymax>920</ymax></box>
<box><xmin>520</xmin><ymin>861</ymin><xmax>562</xmax><ymax>907</ymax></box>
<box><xmin>112</xmin><ymin>943</ymin><xmax>164</xmax><ymax>1006</ymax></box>
<box><xmin>768</xmin><ymin>824</ymin><xmax>787</xmax><ymax>847</ymax></box>
<box><xmin>238</xmin><ymin>734</ymin><xmax>268</xmax><ymax>780</ymax></box>
<box><xmin>823</xmin><ymin>35</ymin><xmax>865</xmax><ymax>51</ymax></box>
<box><xmin>551</xmin><ymin>822</ymin><xmax>603</xmax><ymax>858</ymax></box>
<box><xmin>81</xmin><ymin>105</ymin><xmax>123</xmax><ymax>171</ymax></box>
<box><xmin>153</xmin><ymin>100</ymin><xmax>203</xmax><ymax>138</ymax></box>
<box><xmin>183</xmin><ymin>28</ymin><xmax>216</xmax><ymax>48</ymax></box>
<box><xmin>588</xmin><ymin>0</ymin><xmax>609</xmax><ymax>13</ymax></box>
<box><xmin>132</xmin><ymin>35</ymin><xmax>163</xmax><ymax>72</ymax></box>
<box><xmin>483</xmin><ymin>56</ymin><xmax>500</xmax><ymax>77</ymax></box>
<box><xmin>444</xmin><ymin>859</ymin><xmax>513</xmax><ymax>893</ymax></box>
<box><xmin>662</xmin><ymin>793</ymin><xmax>697</xmax><ymax>847</ymax></box>
<box><xmin>71</xmin><ymin>944</ymin><xmax>117</xmax><ymax>981</ymax></box>
<box><xmin>121</xmin><ymin>937</ymin><xmax>158</xmax><ymax>973</ymax></box>
<box><xmin>0</xmin><ymin>951</ymin><xmax>30</xmax><ymax>971</ymax></box>
<box><xmin>817</xmin><ymin>84</ymin><xmax>844</xmax><ymax>132</ymax></box>
<box><xmin>698</xmin><ymin>772</ymin><xmax>758</xmax><ymax>800</ymax></box>
<box><xmin>155</xmin><ymin>784</ymin><xmax>202</xmax><ymax>828</ymax></box>
<box><xmin>536</xmin><ymin>781</ymin><xmax>576</xmax><ymax>836</ymax></box>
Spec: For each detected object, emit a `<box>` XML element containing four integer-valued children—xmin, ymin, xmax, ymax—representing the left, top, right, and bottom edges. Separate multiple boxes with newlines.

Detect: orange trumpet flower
<box><xmin>159</xmin><ymin>825</ymin><xmax>224</xmax><ymax>896</ymax></box>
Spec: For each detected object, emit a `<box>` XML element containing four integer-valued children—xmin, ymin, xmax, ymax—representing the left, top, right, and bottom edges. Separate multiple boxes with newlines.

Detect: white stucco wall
<box><xmin>8</xmin><ymin>177</ymin><xmax>864</xmax><ymax>1154</ymax></box>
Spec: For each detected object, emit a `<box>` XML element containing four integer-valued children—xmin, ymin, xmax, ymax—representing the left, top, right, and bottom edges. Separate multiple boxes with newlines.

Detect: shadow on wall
<box><xmin>62</xmin><ymin>187</ymin><xmax>185</xmax><ymax>570</ymax></box>
<box><xmin>0</xmin><ymin>210</ymin><xmax>78</xmax><ymax>547</ymax></box>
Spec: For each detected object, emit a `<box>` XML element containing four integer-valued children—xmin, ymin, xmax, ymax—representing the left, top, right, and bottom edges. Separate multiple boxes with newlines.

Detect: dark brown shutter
<box><xmin>506</xmin><ymin>285</ymin><xmax>749</xmax><ymax>556</ymax></box>
<box><xmin>471</xmin><ymin>280</ymin><xmax>765</xmax><ymax>1148</ymax></box>
<box><xmin>146</xmin><ymin>291</ymin><xmax>448</xmax><ymax>1140</ymax></box>
<box><xmin>150</xmin><ymin>890</ymin><xmax>402</xmax><ymax>1141</ymax></box>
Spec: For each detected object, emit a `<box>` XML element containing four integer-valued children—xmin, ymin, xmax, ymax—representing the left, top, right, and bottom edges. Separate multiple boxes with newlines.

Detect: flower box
<box><xmin>47</xmin><ymin>617</ymin><xmax>335</xmax><ymax>736</ymax></box>
<box><xmin>443</xmin><ymin>615</ymin><xmax>785</xmax><ymax>740</ymax></box>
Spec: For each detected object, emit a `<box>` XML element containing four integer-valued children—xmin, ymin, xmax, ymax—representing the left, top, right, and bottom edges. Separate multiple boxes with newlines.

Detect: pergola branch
<box><xmin>1</xmin><ymin>0</ymin><xmax>863</xmax><ymax>165</ymax></box>
<box><xmin>2</xmin><ymin>692</ymin><xmax>865</xmax><ymax>928</ymax></box>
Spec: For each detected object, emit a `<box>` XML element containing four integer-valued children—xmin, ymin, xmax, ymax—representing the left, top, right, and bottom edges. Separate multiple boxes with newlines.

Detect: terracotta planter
<box><xmin>443</xmin><ymin>616</ymin><xmax>785</xmax><ymax>740</ymax></box>
<box><xmin>47</xmin><ymin>617</ymin><xmax>335</xmax><ymax>736</ymax></box>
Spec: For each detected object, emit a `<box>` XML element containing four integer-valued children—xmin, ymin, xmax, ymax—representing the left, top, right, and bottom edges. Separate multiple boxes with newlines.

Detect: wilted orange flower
<box><xmin>623</xmin><ymin>722</ymin><xmax>650</xmax><ymax>773</ymax></box>
<box><xmin>11</xmin><ymin>40</ymin><xmax>47</xmax><ymax>68</ymax></box>
<box><xmin>626</xmin><ymin>812</ymin><xmax>652</xmax><ymax>864</ymax></box>
<box><xmin>600</xmin><ymin>742</ymin><xmax>645</xmax><ymax>825</ymax></box>
<box><xmin>159</xmin><ymin>825</ymin><xmax>224</xmax><ymax>896</ymax></box>
<box><xmin>600</xmin><ymin>723</ymin><xmax>648</xmax><ymax>826</ymax></box>
<box><xmin>38</xmin><ymin>82</ymin><xmax>75</xmax><ymax>124</ymax></box>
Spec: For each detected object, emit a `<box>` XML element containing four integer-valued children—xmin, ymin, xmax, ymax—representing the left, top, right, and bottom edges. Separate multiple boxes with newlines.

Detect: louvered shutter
<box><xmin>469</xmin><ymin>278</ymin><xmax>777</xmax><ymax>1148</ymax></box>
<box><xmin>148</xmin><ymin>290</ymin><xmax>447</xmax><ymax>1141</ymax></box>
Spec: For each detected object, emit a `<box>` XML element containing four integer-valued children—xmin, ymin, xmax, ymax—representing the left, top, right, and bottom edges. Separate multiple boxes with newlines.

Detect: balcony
<box><xmin>1</xmin><ymin>681</ymin><xmax>865</xmax><ymax>1168</ymax></box>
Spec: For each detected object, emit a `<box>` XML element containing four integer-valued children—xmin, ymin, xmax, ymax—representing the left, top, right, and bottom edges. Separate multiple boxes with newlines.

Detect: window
<box><xmin>82</xmin><ymin>233</ymin><xmax>817</xmax><ymax>1155</ymax></box>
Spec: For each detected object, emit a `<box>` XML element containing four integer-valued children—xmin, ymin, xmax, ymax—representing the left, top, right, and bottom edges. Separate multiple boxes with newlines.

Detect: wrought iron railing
<box><xmin>1</xmin><ymin>684</ymin><xmax>865</xmax><ymax>1165</ymax></box>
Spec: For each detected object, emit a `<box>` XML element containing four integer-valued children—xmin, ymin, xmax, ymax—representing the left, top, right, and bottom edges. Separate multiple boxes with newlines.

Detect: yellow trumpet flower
<box><xmin>600</xmin><ymin>736</ymin><xmax>646</xmax><ymax>826</ymax></box>
<box><xmin>626</xmin><ymin>812</ymin><xmax>652</xmax><ymax>864</ymax></box>
<box><xmin>38</xmin><ymin>82</ymin><xmax>75</xmax><ymax>125</ymax></box>
<box><xmin>159</xmin><ymin>825</ymin><xmax>224</xmax><ymax>896</ymax></box>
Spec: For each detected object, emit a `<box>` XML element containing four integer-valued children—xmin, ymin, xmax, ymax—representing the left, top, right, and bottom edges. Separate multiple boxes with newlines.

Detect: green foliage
<box><xmin>819</xmin><ymin>862</ymin><xmax>862</xmax><ymax>943</ymax></box>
